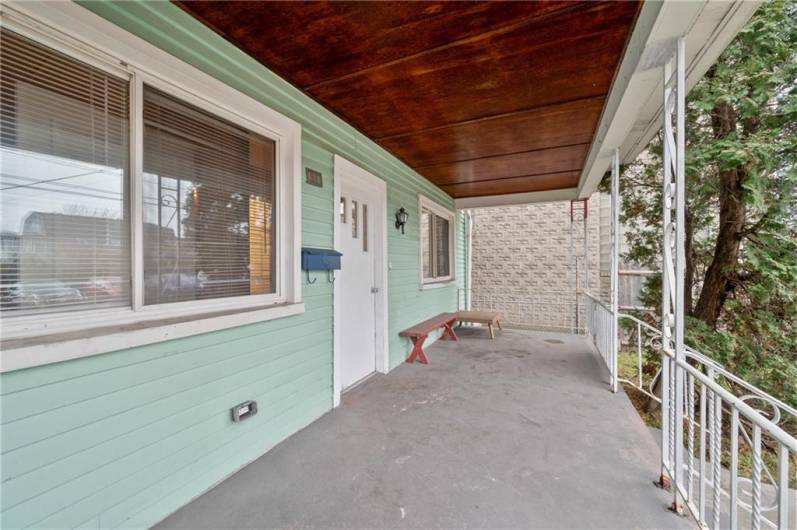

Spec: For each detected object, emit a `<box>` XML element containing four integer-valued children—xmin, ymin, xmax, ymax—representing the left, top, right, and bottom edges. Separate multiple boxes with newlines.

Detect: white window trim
<box><xmin>418</xmin><ymin>195</ymin><xmax>456</xmax><ymax>289</ymax></box>
<box><xmin>0</xmin><ymin>2</ymin><xmax>303</xmax><ymax>371</ymax></box>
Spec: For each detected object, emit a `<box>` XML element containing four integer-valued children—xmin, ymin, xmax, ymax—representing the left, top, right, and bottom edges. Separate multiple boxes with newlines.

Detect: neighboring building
<box><xmin>468</xmin><ymin>193</ymin><xmax>652</xmax><ymax>332</ymax></box>
<box><xmin>468</xmin><ymin>195</ymin><xmax>602</xmax><ymax>332</ymax></box>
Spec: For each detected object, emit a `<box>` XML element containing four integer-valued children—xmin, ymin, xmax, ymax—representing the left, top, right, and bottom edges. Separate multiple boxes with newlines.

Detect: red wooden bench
<box><xmin>399</xmin><ymin>312</ymin><xmax>459</xmax><ymax>364</ymax></box>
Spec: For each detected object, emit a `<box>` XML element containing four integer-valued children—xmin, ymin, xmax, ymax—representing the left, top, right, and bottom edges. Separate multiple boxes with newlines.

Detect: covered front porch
<box><xmin>3</xmin><ymin>2</ymin><xmax>793</xmax><ymax>529</ymax></box>
<box><xmin>155</xmin><ymin>328</ymin><xmax>690</xmax><ymax>530</ymax></box>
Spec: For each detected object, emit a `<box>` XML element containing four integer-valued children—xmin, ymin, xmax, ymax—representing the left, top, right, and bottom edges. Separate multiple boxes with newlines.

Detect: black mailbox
<box><xmin>302</xmin><ymin>247</ymin><xmax>342</xmax><ymax>270</ymax></box>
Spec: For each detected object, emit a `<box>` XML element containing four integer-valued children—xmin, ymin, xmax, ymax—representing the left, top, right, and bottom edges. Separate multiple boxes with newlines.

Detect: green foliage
<box><xmin>618</xmin><ymin>0</ymin><xmax>797</xmax><ymax>407</ymax></box>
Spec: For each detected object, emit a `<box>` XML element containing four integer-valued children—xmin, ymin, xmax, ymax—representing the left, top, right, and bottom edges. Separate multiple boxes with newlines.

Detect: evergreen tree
<box><xmin>618</xmin><ymin>0</ymin><xmax>797</xmax><ymax>407</ymax></box>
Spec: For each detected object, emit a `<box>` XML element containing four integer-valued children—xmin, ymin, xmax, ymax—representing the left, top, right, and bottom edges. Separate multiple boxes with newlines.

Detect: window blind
<box><xmin>435</xmin><ymin>215</ymin><xmax>450</xmax><ymax>277</ymax></box>
<box><xmin>421</xmin><ymin>209</ymin><xmax>433</xmax><ymax>278</ymax></box>
<box><xmin>142</xmin><ymin>85</ymin><xmax>276</xmax><ymax>305</ymax></box>
<box><xmin>420</xmin><ymin>206</ymin><xmax>451</xmax><ymax>281</ymax></box>
<box><xmin>0</xmin><ymin>28</ymin><xmax>130</xmax><ymax>314</ymax></box>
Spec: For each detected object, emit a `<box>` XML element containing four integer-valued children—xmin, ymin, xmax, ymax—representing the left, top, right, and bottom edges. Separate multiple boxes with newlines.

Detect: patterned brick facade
<box><xmin>468</xmin><ymin>195</ymin><xmax>610</xmax><ymax>332</ymax></box>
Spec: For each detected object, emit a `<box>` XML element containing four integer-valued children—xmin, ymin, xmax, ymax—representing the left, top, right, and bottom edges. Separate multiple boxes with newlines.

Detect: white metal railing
<box><xmin>557</xmin><ymin>33</ymin><xmax>795</xmax><ymax>530</ymax></box>
<box><xmin>617</xmin><ymin>312</ymin><xmax>796</xmax><ymax>530</ymax></box>
<box><xmin>583</xmin><ymin>290</ymin><xmax>617</xmax><ymax>389</ymax></box>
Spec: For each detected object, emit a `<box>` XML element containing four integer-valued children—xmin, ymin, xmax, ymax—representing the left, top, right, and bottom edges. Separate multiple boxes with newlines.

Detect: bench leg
<box><xmin>442</xmin><ymin>321</ymin><xmax>459</xmax><ymax>341</ymax></box>
<box><xmin>497</xmin><ymin>319</ymin><xmax>502</xmax><ymax>331</ymax></box>
<box><xmin>488</xmin><ymin>323</ymin><xmax>495</xmax><ymax>340</ymax></box>
<box><xmin>406</xmin><ymin>334</ymin><xmax>429</xmax><ymax>364</ymax></box>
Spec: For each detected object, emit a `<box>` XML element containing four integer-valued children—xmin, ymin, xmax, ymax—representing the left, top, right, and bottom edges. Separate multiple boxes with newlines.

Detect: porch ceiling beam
<box><xmin>441</xmin><ymin>171</ymin><xmax>580</xmax><ymax>199</ymax></box>
<box><xmin>454</xmin><ymin>187</ymin><xmax>579</xmax><ymax>210</ymax></box>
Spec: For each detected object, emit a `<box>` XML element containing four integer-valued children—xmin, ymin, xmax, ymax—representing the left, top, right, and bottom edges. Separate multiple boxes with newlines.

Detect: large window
<box><xmin>0</xmin><ymin>28</ymin><xmax>131</xmax><ymax>314</ymax></box>
<box><xmin>142</xmin><ymin>86</ymin><xmax>276</xmax><ymax>305</ymax></box>
<box><xmin>419</xmin><ymin>196</ymin><xmax>454</xmax><ymax>285</ymax></box>
<box><xmin>0</xmin><ymin>20</ymin><xmax>301</xmax><ymax>344</ymax></box>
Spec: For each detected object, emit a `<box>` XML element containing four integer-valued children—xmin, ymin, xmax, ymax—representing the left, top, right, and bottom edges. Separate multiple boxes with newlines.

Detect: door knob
<box><xmin>371</xmin><ymin>287</ymin><xmax>379</xmax><ymax>293</ymax></box>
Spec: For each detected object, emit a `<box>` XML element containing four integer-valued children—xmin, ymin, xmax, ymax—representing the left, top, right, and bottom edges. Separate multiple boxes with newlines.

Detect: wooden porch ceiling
<box><xmin>177</xmin><ymin>1</ymin><xmax>641</xmax><ymax>199</ymax></box>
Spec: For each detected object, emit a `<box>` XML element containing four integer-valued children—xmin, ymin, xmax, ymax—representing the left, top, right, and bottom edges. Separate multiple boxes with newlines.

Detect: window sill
<box><xmin>420</xmin><ymin>280</ymin><xmax>456</xmax><ymax>290</ymax></box>
<box><xmin>0</xmin><ymin>302</ymin><xmax>305</xmax><ymax>373</ymax></box>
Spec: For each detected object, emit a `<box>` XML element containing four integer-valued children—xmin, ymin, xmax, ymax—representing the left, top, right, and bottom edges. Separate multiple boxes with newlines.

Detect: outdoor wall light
<box><xmin>395</xmin><ymin>207</ymin><xmax>409</xmax><ymax>234</ymax></box>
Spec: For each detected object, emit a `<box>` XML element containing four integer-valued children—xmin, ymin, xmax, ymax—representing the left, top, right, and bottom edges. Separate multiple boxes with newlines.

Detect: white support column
<box><xmin>673</xmin><ymin>35</ymin><xmax>688</xmax><ymax>513</ymax></box>
<box><xmin>610</xmin><ymin>148</ymin><xmax>620</xmax><ymax>394</ymax></box>
<box><xmin>466</xmin><ymin>209</ymin><xmax>473</xmax><ymax>311</ymax></box>
<box><xmin>659</xmin><ymin>36</ymin><xmax>687</xmax><ymax>512</ymax></box>
<box><xmin>660</xmin><ymin>55</ymin><xmax>673</xmax><ymax>489</ymax></box>
<box><xmin>583</xmin><ymin>198</ymin><xmax>589</xmax><ymax>333</ymax></box>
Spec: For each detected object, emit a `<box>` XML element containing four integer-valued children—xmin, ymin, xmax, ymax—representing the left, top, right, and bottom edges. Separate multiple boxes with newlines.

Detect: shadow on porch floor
<box><xmin>155</xmin><ymin>328</ymin><xmax>694</xmax><ymax>529</ymax></box>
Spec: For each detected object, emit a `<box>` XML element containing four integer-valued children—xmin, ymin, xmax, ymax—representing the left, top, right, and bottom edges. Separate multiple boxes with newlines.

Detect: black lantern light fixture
<box><xmin>395</xmin><ymin>207</ymin><xmax>409</xmax><ymax>235</ymax></box>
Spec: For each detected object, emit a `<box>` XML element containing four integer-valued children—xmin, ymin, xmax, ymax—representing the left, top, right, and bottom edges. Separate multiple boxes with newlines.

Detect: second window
<box><xmin>420</xmin><ymin>198</ymin><xmax>453</xmax><ymax>284</ymax></box>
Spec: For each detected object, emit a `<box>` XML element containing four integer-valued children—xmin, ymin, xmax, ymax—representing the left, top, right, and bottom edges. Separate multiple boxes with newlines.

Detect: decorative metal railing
<box><xmin>582</xmin><ymin>292</ymin><xmax>797</xmax><ymax>529</ymax></box>
<box><xmin>583</xmin><ymin>291</ymin><xmax>617</xmax><ymax>389</ymax></box>
<box><xmin>616</xmin><ymin>312</ymin><xmax>796</xmax><ymax>530</ymax></box>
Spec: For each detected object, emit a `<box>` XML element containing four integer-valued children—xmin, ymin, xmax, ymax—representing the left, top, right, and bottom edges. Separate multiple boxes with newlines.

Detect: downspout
<box><xmin>466</xmin><ymin>209</ymin><xmax>473</xmax><ymax>311</ymax></box>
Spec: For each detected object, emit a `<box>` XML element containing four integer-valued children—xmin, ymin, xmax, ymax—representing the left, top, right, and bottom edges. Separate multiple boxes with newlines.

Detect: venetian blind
<box><xmin>420</xmin><ymin>207</ymin><xmax>451</xmax><ymax>280</ymax></box>
<box><xmin>141</xmin><ymin>85</ymin><xmax>276</xmax><ymax>305</ymax></box>
<box><xmin>421</xmin><ymin>208</ymin><xmax>433</xmax><ymax>278</ymax></box>
<box><xmin>0</xmin><ymin>28</ymin><xmax>131</xmax><ymax>314</ymax></box>
<box><xmin>435</xmin><ymin>215</ymin><xmax>450</xmax><ymax>277</ymax></box>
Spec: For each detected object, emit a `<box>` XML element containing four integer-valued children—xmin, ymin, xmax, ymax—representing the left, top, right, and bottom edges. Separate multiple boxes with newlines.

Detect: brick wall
<box><xmin>468</xmin><ymin>194</ymin><xmax>610</xmax><ymax>332</ymax></box>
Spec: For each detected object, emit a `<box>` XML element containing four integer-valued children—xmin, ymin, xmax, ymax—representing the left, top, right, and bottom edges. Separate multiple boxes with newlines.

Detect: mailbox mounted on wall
<box><xmin>301</xmin><ymin>247</ymin><xmax>342</xmax><ymax>284</ymax></box>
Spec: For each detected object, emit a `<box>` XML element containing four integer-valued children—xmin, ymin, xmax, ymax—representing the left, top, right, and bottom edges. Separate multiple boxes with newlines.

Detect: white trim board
<box><xmin>454</xmin><ymin>187</ymin><xmax>578</xmax><ymax>209</ymax></box>
<box><xmin>1</xmin><ymin>303</ymin><xmax>305</xmax><ymax>373</ymax></box>
<box><xmin>332</xmin><ymin>155</ymin><xmax>389</xmax><ymax>407</ymax></box>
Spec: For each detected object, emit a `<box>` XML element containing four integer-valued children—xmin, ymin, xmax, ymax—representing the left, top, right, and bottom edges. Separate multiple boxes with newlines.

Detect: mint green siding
<box><xmin>0</xmin><ymin>2</ymin><xmax>457</xmax><ymax>529</ymax></box>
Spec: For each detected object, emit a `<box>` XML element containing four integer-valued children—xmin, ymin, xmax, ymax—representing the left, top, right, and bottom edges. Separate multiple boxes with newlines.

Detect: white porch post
<box><xmin>610</xmin><ymin>148</ymin><xmax>620</xmax><ymax>394</ymax></box>
<box><xmin>457</xmin><ymin>209</ymin><xmax>473</xmax><ymax>312</ymax></box>
<box><xmin>660</xmin><ymin>36</ymin><xmax>687</xmax><ymax>511</ymax></box>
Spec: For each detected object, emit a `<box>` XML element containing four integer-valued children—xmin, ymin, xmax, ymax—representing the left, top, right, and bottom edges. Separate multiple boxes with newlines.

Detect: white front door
<box><xmin>337</xmin><ymin>178</ymin><xmax>379</xmax><ymax>389</ymax></box>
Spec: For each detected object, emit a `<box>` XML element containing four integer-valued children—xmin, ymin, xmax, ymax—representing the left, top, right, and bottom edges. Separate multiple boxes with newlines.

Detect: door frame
<box><xmin>332</xmin><ymin>155</ymin><xmax>389</xmax><ymax>407</ymax></box>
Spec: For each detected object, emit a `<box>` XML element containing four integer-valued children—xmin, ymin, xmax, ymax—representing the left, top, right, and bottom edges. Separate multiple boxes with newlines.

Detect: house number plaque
<box><xmin>305</xmin><ymin>168</ymin><xmax>323</xmax><ymax>187</ymax></box>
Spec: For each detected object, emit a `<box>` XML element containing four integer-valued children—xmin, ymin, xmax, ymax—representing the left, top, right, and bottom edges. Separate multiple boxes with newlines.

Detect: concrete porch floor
<box><xmin>155</xmin><ymin>328</ymin><xmax>694</xmax><ymax>529</ymax></box>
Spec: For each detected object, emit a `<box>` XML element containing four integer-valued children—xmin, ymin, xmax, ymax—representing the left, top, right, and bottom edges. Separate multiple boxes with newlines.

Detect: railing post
<box><xmin>729</xmin><ymin>408</ymin><xmax>739</xmax><ymax>529</ymax></box>
<box><xmin>636</xmin><ymin>321</ymin><xmax>642</xmax><ymax>389</ymax></box>
<box><xmin>610</xmin><ymin>148</ymin><xmax>620</xmax><ymax>394</ymax></box>
<box><xmin>659</xmin><ymin>49</ymin><xmax>673</xmax><ymax>495</ymax></box>
<box><xmin>672</xmin><ymin>35</ymin><xmax>688</xmax><ymax>515</ymax></box>
<box><xmin>658</xmin><ymin>38</ymin><xmax>687</xmax><ymax>513</ymax></box>
<box><xmin>777</xmin><ymin>443</ymin><xmax>790</xmax><ymax>529</ymax></box>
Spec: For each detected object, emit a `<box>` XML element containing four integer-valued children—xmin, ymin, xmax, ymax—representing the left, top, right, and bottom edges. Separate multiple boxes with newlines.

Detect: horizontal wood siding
<box><xmin>1</xmin><ymin>2</ymin><xmax>457</xmax><ymax>529</ymax></box>
<box><xmin>386</xmin><ymin>184</ymin><xmax>458</xmax><ymax>369</ymax></box>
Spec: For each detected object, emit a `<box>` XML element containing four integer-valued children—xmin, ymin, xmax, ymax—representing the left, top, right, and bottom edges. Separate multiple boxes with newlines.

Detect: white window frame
<box><xmin>0</xmin><ymin>3</ymin><xmax>303</xmax><ymax>371</ymax></box>
<box><xmin>418</xmin><ymin>195</ymin><xmax>455</xmax><ymax>289</ymax></box>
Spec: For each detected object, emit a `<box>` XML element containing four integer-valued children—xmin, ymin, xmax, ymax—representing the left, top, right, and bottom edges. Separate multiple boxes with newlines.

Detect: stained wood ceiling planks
<box><xmin>178</xmin><ymin>1</ymin><xmax>640</xmax><ymax>199</ymax></box>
